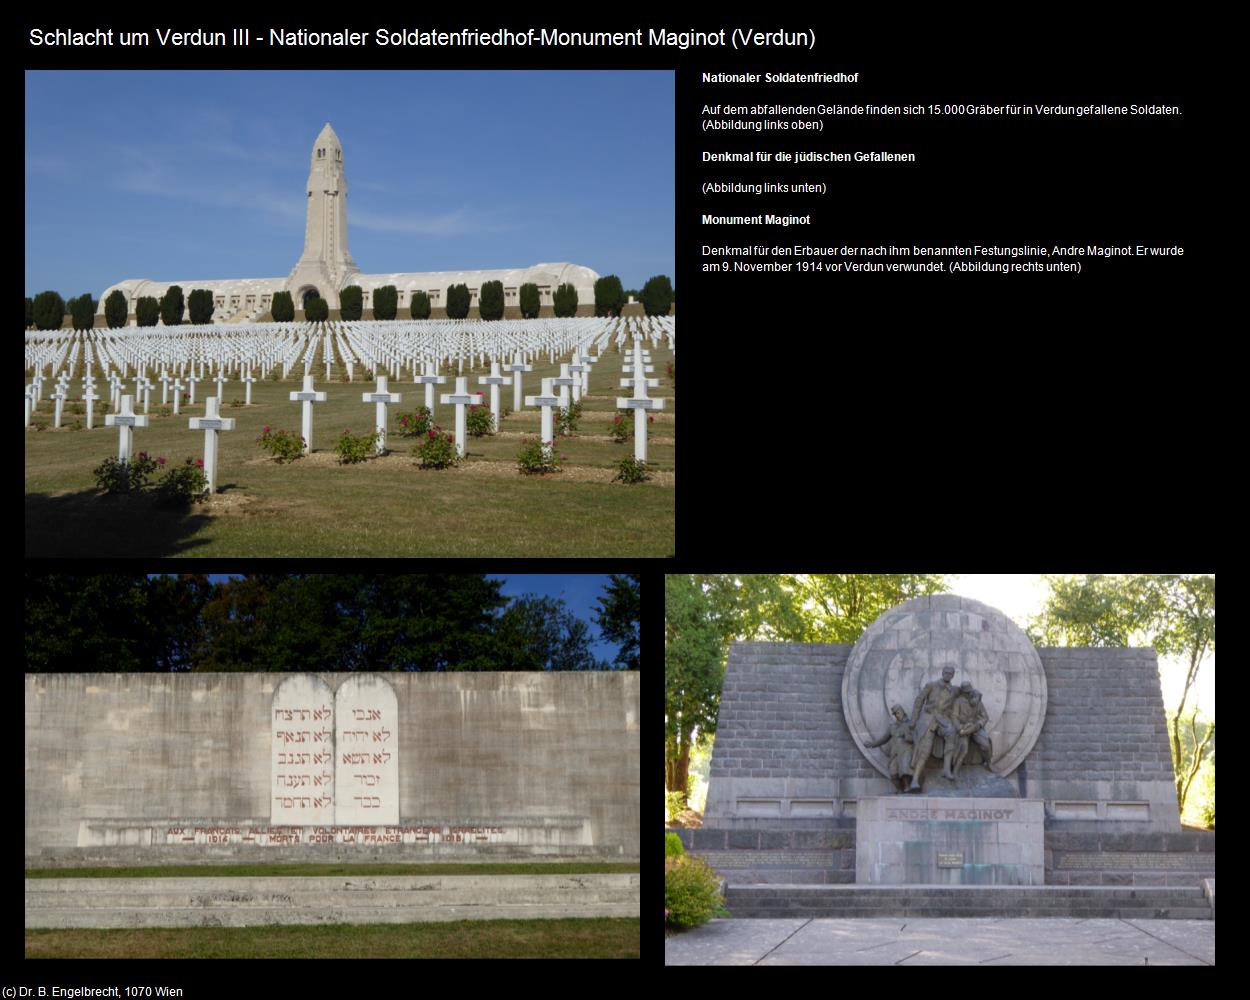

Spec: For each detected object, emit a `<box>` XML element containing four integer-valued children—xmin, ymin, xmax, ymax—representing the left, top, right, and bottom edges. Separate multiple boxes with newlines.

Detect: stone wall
<box><xmin>25</xmin><ymin>672</ymin><xmax>639</xmax><ymax>862</ymax></box>
<box><xmin>705</xmin><ymin>641</ymin><xmax>1180</xmax><ymax>832</ymax></box>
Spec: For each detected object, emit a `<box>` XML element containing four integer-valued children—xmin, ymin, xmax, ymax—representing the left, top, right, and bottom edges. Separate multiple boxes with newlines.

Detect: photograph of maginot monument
<box><xmin>97</xmin><ymin>122</ymin><xmax>601</xmax><ymax>324</ymax></box>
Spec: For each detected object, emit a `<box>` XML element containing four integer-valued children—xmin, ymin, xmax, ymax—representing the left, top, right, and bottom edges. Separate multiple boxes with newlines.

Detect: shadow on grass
<box><xmin>25</xmin><ymin>489</ymin><xmax>214</xmax><ymax>557</ymax></box>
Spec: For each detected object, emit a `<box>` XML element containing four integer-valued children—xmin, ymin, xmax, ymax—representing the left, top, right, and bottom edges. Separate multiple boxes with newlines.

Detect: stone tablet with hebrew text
<box><xmin>334</xmin><ymin>675</ymin><xmax>399</xmax><ymax>825</ymax></box>
<box><xmin>271</xmin><ymin>675</ymin><xmax>335</xmax><ymax>825</ymax></box>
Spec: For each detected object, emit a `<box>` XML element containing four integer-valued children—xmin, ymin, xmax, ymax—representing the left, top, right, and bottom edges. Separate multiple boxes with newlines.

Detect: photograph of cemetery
<box><xmin>24</xmin><ymin>71</ymin><xmax>674</xmax><ymax>557</ymax></box>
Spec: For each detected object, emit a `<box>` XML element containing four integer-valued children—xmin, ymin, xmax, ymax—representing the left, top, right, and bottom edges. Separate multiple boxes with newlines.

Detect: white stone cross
<box><xmin>525</xmin><ymin>377</ymin><xmax>562</xmax><ymax>448</ymax></box>
<box><xmin>503</xmin><ymin>353</ymin><xmax>532</xmax><ymax>414</ymax></box>
<box><xmin>567</xmin><ymin>358</ymin><xmax>586</xmax><ymax>403</ymax></box>
<box><xmin>159</xmin><ymin>371</ymin><xmax>171</xmax><ymax>405</ymax></box>
<box><xmin>187</xmin><ymin>371</ymin><xmax>200</xmax><ymax>406</ymax></box>
<box><xmin>242</xmin><ymin>369</ymin><xmax>257</xmax><ymax>405</ymax></box>
<box><xmin>104</xmin><ymin>394</ymin><xmax>149</xmax><ymax>463</ymax></box>
<box><xmin>25</xmin><ymin>386</ymin><xmax>35</xmax><ymax>428</ymax></box>
<box><xmin>139</xmin><ymin>377</ymin><xmax>153</xmax><ymax>415</ymax></box>
<box><xmin>439</xmin><ymin>376</ymin><xmax>483</xmax><ymax>458</ymax></box>
<box><xmin>477</xmin><ymin>361</ymin><xmax>511</xmax><ymax>432</ymax></box>
<box><xmin>289</xmin><ymin>375</ymin><xmax>327</xmax><ymax>454</ymax></box>
<box><xmin>616</xmin><ymin>344</ymin><xmax>664</xmax><ymax>463</ymax></box>
<box><xmin>50</xmin><ymin>385</ymin><xmax>67</xmax><ymax>429</ymax></box>
<box><xmin>415</xmin><ymin>364</ymin><xmax>446</xmax><ymax>420</ymax></box>
<box><xmin>108</xmin><ymin>373</ymin><xmax>123</xmax><ymax>410</ymax></box>
<box><xmin>83</xmin><ymin>384</ymin><xmax>100</xmax><ymax>430</ymax></box>
<box><xmin>214</xmin><ymin>371</ymin><xmax>227</xmax><ymax>401</ymax></box>
<box><xmin>552</xmin><ymin>363</ymin><xmax>577</xmax><ymax>409</ymax></box>
<box><xmin>362</xmin><ymin>375</ymin><xmax>403</xmax><ymax>455</ymax></box>
<box><xmin>188</xmin><ymin>396</ymin><xmax>237</xmax><ymax>494</ymax></box>
<box><xmin>170</xmin><ymin>378</ymin><xmax>186</xmax><ymax>415</ymax></box>
<box><xmin>575</xmin><ymin>346</ymin><xmax>596</xmax><ymax>395</ymax></box>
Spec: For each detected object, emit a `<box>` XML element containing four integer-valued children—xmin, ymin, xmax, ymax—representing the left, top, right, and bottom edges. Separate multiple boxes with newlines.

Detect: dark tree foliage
<box><xmin>410</xmin><ymin>290</ymin><xmax>431</xmax><ymax>320</ymax></box>
<box><xmin>494</xmin><ymin>596</ymin><xmax>607</xmax><ymax>671</ymax></box>
<box><xmin>339</xmin><ymin>285</ymin><xmax>363</xmax><ymax>322</ymax></box>
<box><xmin>25</xmin><ymin>297</ymin><xmax>32</xmax><ymax>328</ymax></box>
<box><xmin>373</xmin><ymin>285</ymin><xmax>398</xmax><ymax>321</ymax></box>
<box><xmin>478</xmin><ymin>280</ymin><xmax>504</xmax><ymax>321</ymax></box>
<box><xmin>104</xmin><ymin>290</ymin><xmax>129</xmax><ymax>329</ymax></box>
<box><xmin>594</xmin><ymin>275</ymin><xmax>625</xmax><ymax>317</ymax></box>
<box><xmin>187</xmin><ymin>289</ymin><xmax>214</xmax><ymax>325</ymax></box>
<box><xmin>594</xmin><ymin>574</ymin><xmax>641</xmax><ymax>669</ymax></box>
<box><xmin>640</xmin><ymin>274</ymin><xmax>674</xmax><ymax>317</ymax></box>
<box><xmin>69</xmin><ymin>293</ymin><xmax>97</xmax><ymax>331</ymax></box>
<box><xmin>552</xmin><ymin>282</ymin><xmax>579</xmax><ymax>318</ymax></box>
<box><xmin>32</xmin><ymin>290</ymin><xmax>66</xmax><ymax>331</ymax></box>
<box><xmin>135</xmin><ymin>296</ymin><xmax>160</xmax><ymax>328</ymax></box>
<box><xmin>445</xmin><ymin>284</ymin><xmax>471</xmax><ymax>319</ymax></box>
<box><xmin>519</xmin><ymin>283</ymin><xmax>540</xmax><ymax>319</ymax></box>
<box><xmin>159</xmin><ymin>285</ymin><xmax>184</xmax><ymax>327</ymax></box>
<box><xmin>304</xmin><ymin>296</ymin><xmax>329</xmax><ymax>322</ymax></box>
<box><xmin>271</xmin><ymin>291</ymin><xmax>295</xmax><ymax>322</ymax></box>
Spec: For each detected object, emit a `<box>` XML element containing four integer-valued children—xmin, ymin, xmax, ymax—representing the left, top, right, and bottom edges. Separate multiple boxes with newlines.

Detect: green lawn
<box><xmin>26</xmin><ymin>862</ymin><xmax>640</xmax><ymax>878</ymax></box>
<box><xmin>25</xmin><ymin>344</ymin><xmax>674</xmax><ymax>556</ymax></box>
<box><xmin>25</xmin><ymin>918</ymin><xmax>640</xmax><ymax>958</ymax></box>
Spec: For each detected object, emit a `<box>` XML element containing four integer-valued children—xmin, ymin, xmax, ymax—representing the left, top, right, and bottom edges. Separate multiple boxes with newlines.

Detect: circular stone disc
<box><xmin>842</xmin><ymin>595</ymin><xmax>1047</xmax><ymax>779</ymax></box>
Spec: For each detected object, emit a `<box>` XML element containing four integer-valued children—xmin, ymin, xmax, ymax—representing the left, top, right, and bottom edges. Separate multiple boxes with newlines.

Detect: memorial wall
<box><xmin>25</xmin><ymin>672</ymin><xmax>639</xmax><ymax>863</ymax></box>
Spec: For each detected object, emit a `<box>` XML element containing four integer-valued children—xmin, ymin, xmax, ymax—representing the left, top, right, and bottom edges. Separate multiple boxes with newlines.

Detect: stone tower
<box><xmin>286</xmin><ymin>123</ymin><xmax>359</xmax><ymax>309</ymax></box>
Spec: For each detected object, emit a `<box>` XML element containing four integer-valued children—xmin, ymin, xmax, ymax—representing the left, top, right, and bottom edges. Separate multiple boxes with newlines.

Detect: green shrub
<box><xmin>665</xmin><ymin>833</ymin><xmax>685</xmax><ymax>858</ymax></box>
<box><xmin>257</xmin><ymin>425</ymin><xmax>305</xmax><ymax>463</ymax></box>
<box><xmin>641</xmin><ymin>274</ymin><xmax>674</xmax><ymax>316</ymax></box>
<box><xmin>339</xmin><ymin>285</ymin><xmax>363</xmax><ymax>322</ymax></box>
<box><xmin>159</xmin><ymin>285</ymin><xmax>184</xmax><ymax>326</ymax></box>
<box><xmin>613</xmin><ymin>457</ymin><xmax>650</xmax><ymax>484</ymax></box>
<box><xmin>373</xmin><ymin>285</ymin><xmax>398</xmax><ymax>321</ymax></box>
<box><xmin>92</xmin><ymin>452</ymin><xmax>161</xmax><ymax>494</ymax></box>
<box><xmin>665</xmin><ymin>789</ymin><xmax>686</xmax><ymax>821</ymax></box>
<box><xmin>305</xmin><ymin>296</ymin><xmax>329</xmax><ymax>322</ymax></box>
<box><xmin>69</xmin><ymin>293</ymin><xmax>96</xmax><ymax>331</ymax></box>
<box><xmin>32</xmin><ymin>290</ymin><xmax>66</xmax><ymax>331</ymax></box>
<box><xmin>135</xmin><ymin>296</ymin><xmax>160</xmax><ymax>327</ymax></box>
<box><xmin>557</xmin><ymin>401</ymin><xmax>582</xmax><ymax>437</ymax></box>
<box><xmin>519</xmin><ymin>282</ymin><xmax>540</xmax><ymax>319</ymax></box>
<box><xmin>446</xmin><ymin>283</ymin><xmax>471</xmax><ymax>319</ymax></box>
<box><xmin>394</xmin><ymin>406</ymin><xmax>433</xmax><ymax>437</ymax></box>
<box><xmin>465</xmin><ymin>404</ymin><xmax>494</xmax><ymax>437</ymax></box>
<box><xmin>334</xmin><ymin>428</ymin><xmax>379</xmax><ymax>463</ymax></box>
<box><xmin>516</xmin><ymin>437</ymin><xmax>560</xmax><ymax>475</ymax></box>
<box><xmin>103</xmin><ymin>290</ymin><xmax>128</xmax><ymax>328</ymax></box>
<box><xmin>552</xmin><ymin>282</ymin><xmax>578</xmax><ymax>318</ymax></box>
<box><xmin>271</xmin><ymin>291</ymin><xmax>295</xmax><ymax>323</ymax></box>
<box><xmin>187</xmin><ymin>289</ymin><xmax>214</xmax><ymax>325</ymax></box>
<box><xmin>154</xmin><ymin>458</ymin><xmax>209</xmax><ymax>506</ymax></box>
<box><xmin>664</xmin><ymin>856</ymin><xmax>728</xmax><ymax>929</ymax></box>
<box><xmin>415</xmin><ymin>428</ymin><xmax>459</xmax><ymax>469</ymax></box>
<box><xmin>594</xmin><ymin>275</ymin><xmax>625</xmax><ymax>317</ymax></box>
<box><xmin>479</xmin><ymin>279</ymin><xmax>504</xmax><ymax>321</ymax></box>
<box><xmin>609</xmin><ymin>413</ymin><xmax>630</xmax><ymax>443</ymax></box>
<box><xmin>410</xmin><ymin>290</ymin><xmax>431</xmax><ymax>320</ymax></box>
<box><xmin>25</xmin><ymin>296</ymin><xmax>32</xmax><ymax>329</ymax></box>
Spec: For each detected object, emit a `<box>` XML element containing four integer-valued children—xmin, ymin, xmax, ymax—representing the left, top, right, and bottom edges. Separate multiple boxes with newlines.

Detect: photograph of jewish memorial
<box><xmin>24</xmin><ymin>71</ymin><xmax>674</xmax><ymax>558</ymax></box>
<box><xmin>24</xmin><ymin>572</ymin><xmax>640</xmax><ymax>959</ymax></box>
<box><xmin>665</xmin><ymin>574</ymin><xmax>1214</xmax><ymax>966</ymax></box>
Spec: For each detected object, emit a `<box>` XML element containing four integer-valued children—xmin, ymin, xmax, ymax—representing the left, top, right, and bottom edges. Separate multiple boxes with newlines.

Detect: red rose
<box><xmin>196</xmin><ymin>459</ymin><xmax>204</xmax><ymax>468</ymax></box>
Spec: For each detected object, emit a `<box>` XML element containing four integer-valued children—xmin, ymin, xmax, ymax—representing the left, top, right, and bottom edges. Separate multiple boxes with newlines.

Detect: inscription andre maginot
<box><xmin>886</xmin><ymin>807</ymin><xmax>1017</xmax><ymax>821</ymax></box>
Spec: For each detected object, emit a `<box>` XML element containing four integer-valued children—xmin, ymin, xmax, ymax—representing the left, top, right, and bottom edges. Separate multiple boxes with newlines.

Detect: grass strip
<box><xmin>26</xmin><ymin>861</ymin><xmax>639</xmax><ymax>879</ymax></box>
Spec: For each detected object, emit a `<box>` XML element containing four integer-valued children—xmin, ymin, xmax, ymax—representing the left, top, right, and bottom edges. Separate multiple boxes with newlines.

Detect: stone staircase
<box><xmin>26</xmin><ymin>873</ymin><xmax>640</xmax><ymax>928</ymax></box>
<box><xmin>724</xmin><ymin>884</ymin><xmax>1212</xmax><ymax>920</ymax></box>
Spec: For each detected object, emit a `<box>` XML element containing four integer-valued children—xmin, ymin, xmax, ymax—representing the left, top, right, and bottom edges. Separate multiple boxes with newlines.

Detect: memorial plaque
<box><xmin>334</xmin><ymin>675</ymin><xmax>399</xmax><ymax>825</ymax></box>
<box><xmin>271</xmin><ymin>675</ymin><xmax>335</xmax><ymax>825</ymax></box>
<box><xmin>937</xmin><ymin>852</ymin><xmax>965</xmax><ymax>867</ymax></box>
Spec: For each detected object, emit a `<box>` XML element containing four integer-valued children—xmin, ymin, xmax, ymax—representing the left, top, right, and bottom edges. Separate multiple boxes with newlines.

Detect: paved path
<box><xmin>665</xmin><ymin>918</ymin><xmax>1214</xmax><ymax>965</ymax></box>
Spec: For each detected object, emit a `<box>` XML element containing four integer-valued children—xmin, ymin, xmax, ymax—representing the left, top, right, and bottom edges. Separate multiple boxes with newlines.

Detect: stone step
<box><xmin>718</xmin><ymin>869</ymin><xmax>853</xmax><ymax>885</ymax></box>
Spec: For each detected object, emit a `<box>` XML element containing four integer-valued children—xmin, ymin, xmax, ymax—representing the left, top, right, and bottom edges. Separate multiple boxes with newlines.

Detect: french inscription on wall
<box><xmin>334</xmin><ymin>675</ymin><xmax>399</xmax><ymax>825</ymax></box>
<box><xmin>271</xmin><ymin>675</ymin><xmax>336</xmax><ymax>825</ymax></box>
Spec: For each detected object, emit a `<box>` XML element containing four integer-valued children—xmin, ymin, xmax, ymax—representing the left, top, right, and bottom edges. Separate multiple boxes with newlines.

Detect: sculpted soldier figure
<box><xmin>954</xmin><ymin>686</ymin><xmax>994</xmax><ymax>774</ymax></box>
<box><xmin>865</xmin><ymin>704</ymin><xmax>914</xmax><ymax>792</ymax></box>
<box><xmin>907</xmin><ymin>664</ymin><xmax>959</xmax><ymax>789</ymax></box>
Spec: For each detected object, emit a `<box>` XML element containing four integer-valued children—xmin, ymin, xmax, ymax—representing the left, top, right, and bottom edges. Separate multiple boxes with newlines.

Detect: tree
<box><xmin>159</xmin><ymin>285</ymin><xmax>184</xmax><ymax>326</ymax></box>
<box><xmin>1029</xmin><ymin>574</ymin><xmax>1215</xmax><ymax>814</ymax></box>
<box><xmin>594</xmin><ymin>574</ymin><xmax>640</xmax><ymax>670</ymax></box>
<box><xmin>519</xmin><ymin>282</ymin><xmax>540</xmax><ymax>319</ymax></box>
<box><xmin>104</xmin><ymin>290</ymin><xmax>129</xmax><ymax>328</ymax></box>
<box><xmin>69</xmin><ymin>293</ymin><xmax>96</xmax><ymax>331</ymax></box>
<box><xmin>479</xmin><ymin>280</ymin><xmax>504</xmax><ymax>321</ymax></box>
<box><xmin>665</xmin><ymin>576</ymin><xmax>726</xmax><ymax>807</ymax></box>
<box><xmin>339</xmin><ymin>285</ymin><xmax>363</xmax><ymax>322</ymax></box>
<box><xmin>32</xmin><ymin>290</ymin><xmax>66</xmax><ymax>331</ymax></box>
<box><xmin>187</xmin><ymin>289</ymin><xmax>214</xmax><ymax>325</ymax></box>
<box><xmin>494</xmin><ymin>595</ymin><xmax>605</xmax><ymax>671</ymax></box>
<box><xmin>446</xmin><ymin>283</ymin><xmax>471</xmax><ymax>320</ymax></box>
<box><xmin>304</xmin><ymin>296</ymin><xmax>329</xmax><ymax>322</ymax></box>
<box><xmin>552</xmin><ymin>282</ymin><xmax>578</xmax><ymax>318</ymax></box>
<box><xmin>25</xmin><ymin>297</ymin><xmax>32</xmax><ymax>328</ymax></box>
<box><xmin>271</xmin><ymin>291</ymin><xmax>295</xmax><ymax>323</ymax></box>
<box><xmin>641</xmin><ymin>274</ymin><xmax>674</xmax><ymax>316</ymax></box>
<box><xmin>410</xmin><ymin>290</ymin><xmax>431</xmax><ymax>320</ymax></box>
<box><xmin>373</xmin><ymin>285</ymin><xmax>398</xmax><ymax>321</ymax></box>
<box><xmin>135</xmin><ymin>296</ymin><xmax>160</xmax><ymax>328</ymax></box>
<box><xmin>594</xmin><ymin>275</ymin><xmax>625</xmax><ymax>317</ymax></box>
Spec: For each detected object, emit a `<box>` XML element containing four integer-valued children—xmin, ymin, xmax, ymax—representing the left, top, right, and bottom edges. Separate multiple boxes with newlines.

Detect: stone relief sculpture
<box><xmin>864</xmin><ymin>705</ymin><xmax>914</xmax><ymax>792</ymax></box>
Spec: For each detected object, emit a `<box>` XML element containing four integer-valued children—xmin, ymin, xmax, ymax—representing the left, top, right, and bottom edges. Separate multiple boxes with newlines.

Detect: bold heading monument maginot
<box><xmin>97</xmin><ymin>123</ymin><xmax>601</xmax><ymax>324</ymax></box>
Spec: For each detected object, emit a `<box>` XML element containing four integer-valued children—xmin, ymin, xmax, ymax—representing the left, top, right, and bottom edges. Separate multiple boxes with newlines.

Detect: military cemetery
<box><xmin>666</xmin><ymin>584</ymin><xmax>1215</xmax><ymax>965</ymax></box>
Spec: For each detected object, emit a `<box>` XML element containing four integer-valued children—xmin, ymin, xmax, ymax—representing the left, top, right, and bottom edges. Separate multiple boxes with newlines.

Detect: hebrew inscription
<box><xmin>334</xmin><ymin>675</ymin><xmax>399</xmax><ymax>824</ymax></box>
<box><xmin>271</xmin><ymin>675</ymin><xmax>336</xmax><ymax>824</ymax></box>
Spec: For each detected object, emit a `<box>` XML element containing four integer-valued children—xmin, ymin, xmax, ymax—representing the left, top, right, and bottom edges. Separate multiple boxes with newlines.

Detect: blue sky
<box><xmin>25</xmin><ymin>71</ymin><xmax>674</xmax><ymax>298</ymax></box>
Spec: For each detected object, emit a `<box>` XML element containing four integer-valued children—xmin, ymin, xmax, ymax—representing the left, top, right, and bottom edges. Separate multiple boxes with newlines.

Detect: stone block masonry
<box><xmin>26</xmin><ymin>673</ymin><xmax>639</xmax><ymax>863</ymax></box>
